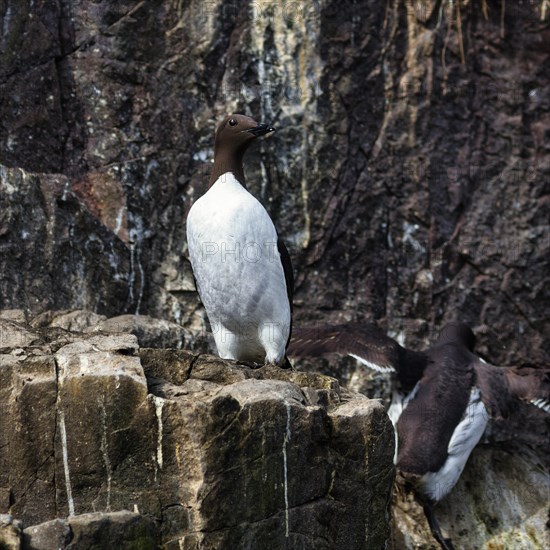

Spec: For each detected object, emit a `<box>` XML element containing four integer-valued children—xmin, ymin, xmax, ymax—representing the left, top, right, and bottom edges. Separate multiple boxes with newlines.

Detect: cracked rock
<box><xmin>0</xmin><ymin>312</ymin><xmax>394</xmax><ymax>548</ymax></box>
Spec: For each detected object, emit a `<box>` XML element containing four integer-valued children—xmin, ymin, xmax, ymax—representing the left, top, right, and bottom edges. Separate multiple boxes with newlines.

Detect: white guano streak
<box><xmin>59</xmin><ymin>410</ymin><xmax>75</xmax><ymax>516</ymax></box>
<box><xmin>282</xmin><ymin>400</ymin><xmax>292</xmax><ymax>537</ymax></box>
<box><xmin>153</xmin><ymin>396</ymin><xmax>164</xmax><ymax>470</ymax></box>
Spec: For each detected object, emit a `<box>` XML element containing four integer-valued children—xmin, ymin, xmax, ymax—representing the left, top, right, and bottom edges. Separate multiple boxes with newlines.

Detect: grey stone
<box><xmin>66</xmin><ymin>511</ymin><xmax>159</xmax><ymax>550</ymax></box>
<box><xmin>31</xmin><ymin>311</ymin><xmax>108</xmax><ymax>332</ymax></box>
<box><xmin>0</xmin><ymin>311</ymin><xmax>27</xmax><ymax>324</ymax></box>
<box><xmin>22</xmin><ymin>519</ymin><xmax>71</xmax><ymax>550</ymax></box>
<box><xmin>91</xmin><ymin>314</ymin><xmax>189</xmax><ymax>350</ymax></box>
<box><xmin>0</xmin><ymin>165</ymin><xmax>132</xmax><ymax>316</ymax></box>
<box><xmin>392</xmin><ymin>446</ymin><xmax>550</xmax><ymax>549</ymax></box>
<box><xmin>0</xmin><ymin>319</ymin><xmax>41</xmax><ymax>352</ymax></box>
<box><xmin>1</xmin><ymin>351</ymin><xmax>58</xmax><ymax>524</ymax></box>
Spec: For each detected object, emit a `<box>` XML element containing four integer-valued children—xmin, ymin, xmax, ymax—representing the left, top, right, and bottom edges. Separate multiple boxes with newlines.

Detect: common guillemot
<box><xmin>186</xmin><ymin>114</ymin><xmax>293</xmax><ymax>367</ymax></box>
<box><xmin>288</xmin><ymin>321</ymin><xmax>549</xmax><ymax>549</ymax></box>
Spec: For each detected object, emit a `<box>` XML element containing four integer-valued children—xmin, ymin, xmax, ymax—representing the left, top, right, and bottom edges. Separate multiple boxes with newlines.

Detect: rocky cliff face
<box><xmin>0</xmin><ymin>310</ymin><xmax>394</xmax><ymax>549</ymax></box>
<box><xmin>294</xmin><ymin>354</ymin><xmax>550</xmax><ymax>550</ymax></box>
<box><xmin>1</xmin><ymin>311</ymin><xmax>547</xmax><ymax>550</ymax></box>
<box><xmin>0</xmin><ymin>0</ymin><xmax>548</xmax><ymax>366</ymax></box>
<box><xmin>1</xmin><ymin>1</ymin><xmax>549</xmax><ymax>548</ymax></box>
<box><xmin>391</xmin><ymin>445</ymin><xmax>549</xmax><ymax>549</ymax></box>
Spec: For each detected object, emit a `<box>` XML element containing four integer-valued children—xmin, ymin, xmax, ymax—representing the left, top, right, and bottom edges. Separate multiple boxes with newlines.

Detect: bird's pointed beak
<box><xmin>246</xmin><ymin>123</ymin><xmax>275</xmax><ymax>136</ymax></box>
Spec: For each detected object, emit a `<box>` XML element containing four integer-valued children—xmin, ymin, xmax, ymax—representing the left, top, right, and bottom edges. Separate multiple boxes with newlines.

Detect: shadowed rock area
<box><xmin>0</xmin><ymin>310</ymin><xmax>394</xmax><ymax>549</ymax></box>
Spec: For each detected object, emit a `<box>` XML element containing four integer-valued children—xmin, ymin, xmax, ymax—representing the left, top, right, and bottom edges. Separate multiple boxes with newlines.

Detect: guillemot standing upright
<box><xmin>289</xmin><ymin>321</ymin><xmax>549</xmax><ymax>549</ymax></box>
<box><xmin>186</xmin><ymin>114</ymin><xmax>293</xmax><ymax>367</ymax></box>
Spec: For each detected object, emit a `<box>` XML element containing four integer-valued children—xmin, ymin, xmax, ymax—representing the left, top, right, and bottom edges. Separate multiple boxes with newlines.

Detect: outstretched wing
<box><xmin>505</xmin><ymin>366</ymin><xmax>550</xmax><ymax>412</ymax></box>
<box><xmin>474</xmin><ymin>362</ymin><xmax>550</xmax><ymax>419</ymax></box>
<box><xmin>289</xmin><ymin>322</ymin><xmax>399</xmax><ymax>370</ymax></box>
<box><xmin>288</xmin><ymin>322</ymin><xmax>428</xmax><ymax>391</ymax></box>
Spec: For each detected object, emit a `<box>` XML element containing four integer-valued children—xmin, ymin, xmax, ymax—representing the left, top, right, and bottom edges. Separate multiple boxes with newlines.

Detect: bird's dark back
<box><xmin>396</xmin><ymin>343</ymin><xmax>476</xmax><ymax>475</ymax></box>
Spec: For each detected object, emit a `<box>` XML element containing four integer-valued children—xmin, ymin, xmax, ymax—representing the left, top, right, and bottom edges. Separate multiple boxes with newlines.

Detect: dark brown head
<box><xmin>209</xmin><ymin>114</ymin><xmax>275</xmax><ymax>186</ymax></box>
<box><xmin>436</xmin><ymin>322</ymin><xmax>476</xmax><ymax>351</ymax></box>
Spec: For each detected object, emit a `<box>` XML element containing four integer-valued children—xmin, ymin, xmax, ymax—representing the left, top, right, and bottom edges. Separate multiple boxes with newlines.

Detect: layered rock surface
<box><xmin>0</xmin><ymin>2</ymin><xmax>548</xmax><ymax>547</ymax></box>
<box><xmin>391</xmin><ymin>446</ymin><xmax>549</xmax><ymax>550</ymax></box>
<box><xmin>0</xmin><ymin>310</ymin><xmax>394</xmax><ymax>549</ymax></box>
<box><xmin>1</xmin><ymin>311</ymin><xmax>547</xmax><ymax>549</ymax></box>
<box><xmin>0</xmin><ymin>0</ymin><xmax>547</xmax><ymax>368</ymax></box>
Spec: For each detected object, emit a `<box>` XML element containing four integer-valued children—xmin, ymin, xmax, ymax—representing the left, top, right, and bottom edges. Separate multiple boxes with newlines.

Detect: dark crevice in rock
<box><xmin>187</xmin><ymin>352</ymin><xmax>203</xmax><ymax>375</ymax></box>
<box><xmin>104</xmin><ymin>1</ymin><xmax>149</xmax><ymax>34</ymax></box>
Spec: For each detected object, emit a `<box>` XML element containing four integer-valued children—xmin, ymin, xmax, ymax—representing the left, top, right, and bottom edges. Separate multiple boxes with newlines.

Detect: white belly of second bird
<box><xmin>187</xmin><ymin>173</ymin><xmax>290</xmax><ymax>364</ymax></box>
<box><xmin>418</xmin><ymin>387</ymin><xmax>488</xmax><ymax>501</ymax></box>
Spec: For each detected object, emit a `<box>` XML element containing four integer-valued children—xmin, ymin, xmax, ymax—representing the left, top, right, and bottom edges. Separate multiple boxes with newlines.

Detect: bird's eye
<box><xmin>228</xmin><ymin>119</ymin><xmax>238</xmax><ymax>126</ymax></box>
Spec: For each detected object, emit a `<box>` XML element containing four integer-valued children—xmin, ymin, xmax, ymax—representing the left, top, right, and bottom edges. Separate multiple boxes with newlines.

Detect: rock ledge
<box><xmin>0</xmin><ymin>310</ymin><xmax>394</xmax><ymax>549</ymax></box>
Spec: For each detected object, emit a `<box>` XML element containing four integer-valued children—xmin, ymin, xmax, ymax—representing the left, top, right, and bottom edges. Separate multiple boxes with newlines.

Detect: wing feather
<box><xmin>474</xmin><ymin>362</ymin><xmax>550</xmax><ymax>418</ymax></box>
<box><xmin>289</xmin><ymin>322</ymin><xmax>428</xmax><ymax>391</ymax></box>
